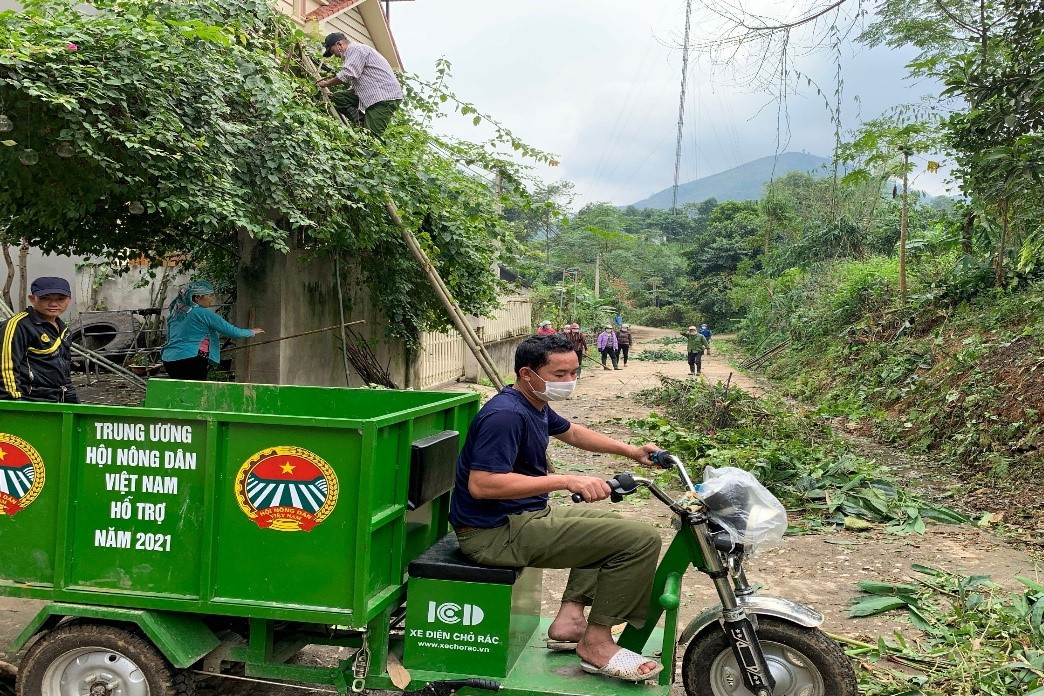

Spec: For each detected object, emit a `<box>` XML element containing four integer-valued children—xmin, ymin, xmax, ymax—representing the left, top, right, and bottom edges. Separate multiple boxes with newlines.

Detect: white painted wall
<box><xmin>1</xmin><ymin>247</ymin><xmax>187</xmax><ymax>319</ymax></box>
<box><xmin>1</xmin><ymin>247</ymin><xmax>79</xmax><ymax>315</ymax></box>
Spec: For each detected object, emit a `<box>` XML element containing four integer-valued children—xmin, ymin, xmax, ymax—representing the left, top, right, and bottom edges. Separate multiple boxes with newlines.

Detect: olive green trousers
<box><xmin>456</xmin><ymin>506</ymin><xmax>661</xmax><ymax>628</ymax></box>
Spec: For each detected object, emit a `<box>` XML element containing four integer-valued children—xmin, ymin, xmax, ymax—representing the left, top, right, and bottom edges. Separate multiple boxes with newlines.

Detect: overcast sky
<box><xmin>390</xmin><ymin>0</ymin><xmax>950</xmax><ymax>208</ymax></box>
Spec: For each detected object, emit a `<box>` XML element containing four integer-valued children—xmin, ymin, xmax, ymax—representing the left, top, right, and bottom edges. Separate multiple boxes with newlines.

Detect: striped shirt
<box><xmin>336</xmin><ymin>43</ymin><xmax>403</xmax><ymax>111</ymax></box>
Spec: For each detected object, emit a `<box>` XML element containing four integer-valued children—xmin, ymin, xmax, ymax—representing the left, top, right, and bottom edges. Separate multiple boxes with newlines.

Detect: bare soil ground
<box><xmin>1</xmin><ymin>327</ymin><xmax>1039</xmax><ymax>695</ymax></box>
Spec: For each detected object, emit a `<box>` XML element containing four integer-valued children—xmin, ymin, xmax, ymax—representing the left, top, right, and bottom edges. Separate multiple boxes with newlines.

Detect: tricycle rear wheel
<box><xmin>681</xmin><ymin>617</ymin><xmax>857</xmax><ymax>696</ymax></box>
<box><xmin>17</xmin><ymin>622</ymin><xmax>193</xmax><ymax>696</ymax></box>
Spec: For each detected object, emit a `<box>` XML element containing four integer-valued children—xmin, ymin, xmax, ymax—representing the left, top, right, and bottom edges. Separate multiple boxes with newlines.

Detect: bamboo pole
<box><xmin>333</xmin><ymin>255</ymin><xmax>353</xmax><ymax>386</ymax></box>
<box><xmin>385</xmin><ymin>197</ymin><xmax>507</xmax><ymax>390</ymax></box>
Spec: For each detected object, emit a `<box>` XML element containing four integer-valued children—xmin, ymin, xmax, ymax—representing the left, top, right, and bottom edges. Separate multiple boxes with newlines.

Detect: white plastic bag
<box><xmin>699</xmin><ymin>466</ymin><xmax>787</xmax><ymax>552</ymax></box>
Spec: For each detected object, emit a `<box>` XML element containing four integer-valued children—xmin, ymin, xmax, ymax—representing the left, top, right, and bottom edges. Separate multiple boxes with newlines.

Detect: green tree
<box><xmin>0</xmin><ymin>0</ymin><xmax>549</xmax><ymax>343</ymax></box>
<box><xmin>837</xmin><ymin>118</ymin><xmax>941</xmax><ymax>301</ymax></box>
<box><xmin>860</xmin><ymin>0</ymin><xmax>1042</xmax><ymax>287</ymax></box>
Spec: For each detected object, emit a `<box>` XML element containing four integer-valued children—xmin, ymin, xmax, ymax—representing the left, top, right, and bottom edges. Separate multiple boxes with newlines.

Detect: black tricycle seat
<box><xmin>408</xmin><ymin>533</ymin><xmax>522</xmax><ymax>585</ymax></box>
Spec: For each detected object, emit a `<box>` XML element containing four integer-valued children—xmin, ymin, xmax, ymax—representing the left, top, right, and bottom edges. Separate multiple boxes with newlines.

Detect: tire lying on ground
<box><xmin>67</xmin><ymin>313</ymin><xmax>142</xmax><ymax>365</ymax></box>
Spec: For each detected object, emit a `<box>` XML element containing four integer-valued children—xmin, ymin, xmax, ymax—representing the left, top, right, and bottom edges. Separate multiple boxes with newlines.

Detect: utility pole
<box><xmin>671</xmin><ymin>0</ymin><xmax>693</xmax><ymax>213</ymax></box>
<box><xmin>594</xmin><ymin>254</ymin><xmax>600</xmax><ymax>298</ymax></box>
<box><xmin>494</xmin><ymin>171</ymin><xmax>504</xmax><ymax>215</ymax></box>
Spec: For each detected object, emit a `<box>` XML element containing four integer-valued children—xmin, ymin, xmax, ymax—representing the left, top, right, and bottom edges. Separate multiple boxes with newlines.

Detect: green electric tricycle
<box><xmin>0</xmin><ymin>380</ymin><xmax>857</xmax><ymax>696</ymax></box>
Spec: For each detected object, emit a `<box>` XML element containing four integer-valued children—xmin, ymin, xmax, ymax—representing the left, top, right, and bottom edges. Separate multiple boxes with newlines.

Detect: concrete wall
<box><xmin>235</xmin><ymin>233</ymin><xmax>411</xmax><ymax>388</ymax></box>
<box><xmin>466</xmin><ymin>334</ymin><xmax>526</xmax><ymax>385</ymax></box>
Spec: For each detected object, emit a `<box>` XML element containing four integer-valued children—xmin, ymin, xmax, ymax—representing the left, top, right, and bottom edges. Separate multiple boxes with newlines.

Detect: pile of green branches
<box><xmin>846</xmin><ymin>565</ymin><xmax>1044</xmax><ymax>696</ymax></box>
<box><xmin>632</xmin><ymin>348</ymin><xmax>687</xmax><ymax>361</ymax></box>
<box><xmin>631</xmin><ymin>377</ymin><xmax>966</xmax><ymax>532</ymax></box>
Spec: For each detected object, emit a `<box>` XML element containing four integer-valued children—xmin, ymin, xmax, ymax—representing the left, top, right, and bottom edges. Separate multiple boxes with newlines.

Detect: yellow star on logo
<box><xmin>0</xmin><ymin>447</ymin><xmax>6</xmax><ymax>461</ymax></box>
<box><xmin>280</xmin><ymin>461</ymin><xmax>296</xmax><ymax>475</ymax></box>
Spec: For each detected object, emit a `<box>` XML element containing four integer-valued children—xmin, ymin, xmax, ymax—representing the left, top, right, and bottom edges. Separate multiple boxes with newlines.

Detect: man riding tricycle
<box><xmin>0</xmin><ymin>335</ymin><xmax>857</xmax><ymax>696</ymax></box>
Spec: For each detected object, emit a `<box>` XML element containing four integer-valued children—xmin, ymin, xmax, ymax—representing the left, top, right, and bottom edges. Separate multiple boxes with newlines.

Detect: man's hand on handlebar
<box><xmin>565</xmin><ymin>475</ymin><xmax>612</xmax><ymax>502</ymax></box>
<box><xmin>629</xmin><ymin>443</ymin><xmax>661</xmax><ymax>466</ymax></box>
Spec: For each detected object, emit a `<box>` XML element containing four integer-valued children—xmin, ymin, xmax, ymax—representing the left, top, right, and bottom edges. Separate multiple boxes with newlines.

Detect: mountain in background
<box><xmin>629</xmin><ymin>152</ymin><xmax>831</xmax><ymax>209</ymax></box>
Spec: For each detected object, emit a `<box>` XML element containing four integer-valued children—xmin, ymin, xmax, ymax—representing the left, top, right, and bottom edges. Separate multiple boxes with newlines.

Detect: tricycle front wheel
<box><xmin>17</xmin><ymin>622</ymin><xmax>193</xmax><ymax>696</ymax></box>
<box><xmin>682</xmin><ymin>617</ymin><xmax>857</xmax><ymax>696</ymax></box>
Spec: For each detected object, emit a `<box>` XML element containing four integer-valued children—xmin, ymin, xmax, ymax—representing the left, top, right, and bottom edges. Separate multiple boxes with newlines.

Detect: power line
<box><xmin>671</xmin><ymin>0</ymin><xmax>693</xmax><ymax>213</ymax></box>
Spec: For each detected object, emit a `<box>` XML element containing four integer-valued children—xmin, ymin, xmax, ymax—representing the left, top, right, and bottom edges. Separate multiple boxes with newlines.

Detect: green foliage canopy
<box><xmin>0</xmin><ymin>0</ymin><xmax>540</xmax><ymax>342</ymax></box>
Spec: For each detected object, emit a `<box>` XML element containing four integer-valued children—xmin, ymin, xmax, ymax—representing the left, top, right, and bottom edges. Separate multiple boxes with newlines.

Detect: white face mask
<box><xmin>527</xmin><ymin>371</ymin><xmax>578</xmax><ymax>402</ymax></box>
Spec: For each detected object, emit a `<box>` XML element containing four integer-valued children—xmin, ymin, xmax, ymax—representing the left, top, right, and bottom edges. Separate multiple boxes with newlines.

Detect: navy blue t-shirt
<box><xmin>449</xmin><ymin>387</ymin><xmax>571</xmax><ymax>529</ymax></box>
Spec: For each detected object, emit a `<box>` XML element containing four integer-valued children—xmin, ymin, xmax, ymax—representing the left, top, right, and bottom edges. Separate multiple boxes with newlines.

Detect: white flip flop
<box><xmin>580</xmin><ymin>647</ymin><xmax>663</xmax><ymax>682</ymax></box>
<box><xmin>546</xmin><ymin>638</ymin><xmax>579</xmax><ymax>652</ymax></box>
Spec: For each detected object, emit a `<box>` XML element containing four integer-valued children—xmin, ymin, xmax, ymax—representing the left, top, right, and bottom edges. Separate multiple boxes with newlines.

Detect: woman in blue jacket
<box><xmin>161</xmin><ymin>281</ymin><xmax>263</xmax><ymax>380</ymax></box>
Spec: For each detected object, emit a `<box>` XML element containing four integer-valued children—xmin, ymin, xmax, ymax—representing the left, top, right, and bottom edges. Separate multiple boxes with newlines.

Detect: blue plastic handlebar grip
<box><xmin>650</xmin><ymin>449</ymin><xmax>672</xmax><ymax>469</ymax></box>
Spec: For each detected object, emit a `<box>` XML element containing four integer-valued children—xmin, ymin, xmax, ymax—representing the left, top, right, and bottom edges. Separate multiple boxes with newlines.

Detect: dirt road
<box><xmin>1</xmin><ymin>326</ymin><xmax>1037</xmax><ymax>694</ymax></box>
<box><xmin>539</xmin><ymin>327</ymin><xmax>1037</xmax><ymax>639</ymax></box>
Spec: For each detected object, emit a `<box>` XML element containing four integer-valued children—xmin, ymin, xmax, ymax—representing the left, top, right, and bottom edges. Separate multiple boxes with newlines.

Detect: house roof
<box><xmin>306</xmin><ymin>0</ymin><xmax>363</xmax><ymax>23</ymax></box>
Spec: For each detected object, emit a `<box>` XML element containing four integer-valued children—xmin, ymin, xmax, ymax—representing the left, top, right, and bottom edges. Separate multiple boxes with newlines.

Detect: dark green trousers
<box><xmin>329</xmin><ymin>89</ymin><xmax>399</xmax><ymax>137</ymax></box>
<box><xmin>363</xmin><ymin>99</ymin><xmax>400</xmax><ymax>136</ymax></box>
<box><xmin>456</xmin><ymin>506</ymin><xmax>661</xmax><ymax>628</ymax></box>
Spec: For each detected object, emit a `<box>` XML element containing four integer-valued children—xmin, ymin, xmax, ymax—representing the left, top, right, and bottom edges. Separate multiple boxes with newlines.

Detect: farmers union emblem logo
<box><xmin>235</xmin><ymin>446</ymin><xmax>338</xmax><ymax>532</ymax></box>
<box><xmin>0</xmin><ymin>433</ymin><xmax>45</xmax><ymax>517</ymax></box>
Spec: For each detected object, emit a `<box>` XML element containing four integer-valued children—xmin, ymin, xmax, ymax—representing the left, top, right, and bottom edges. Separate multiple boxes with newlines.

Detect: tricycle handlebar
<box><xmin>570</xmin><ymin>473</ymin><xmax>639</xmax><ymax>503</ymax></box>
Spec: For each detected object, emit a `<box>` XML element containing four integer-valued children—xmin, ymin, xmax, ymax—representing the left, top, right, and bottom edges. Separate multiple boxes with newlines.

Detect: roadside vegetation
<box><xmin>631</xmin><ymin>377</ymin><xmax>966</xmax><ymax>534</ymax></box>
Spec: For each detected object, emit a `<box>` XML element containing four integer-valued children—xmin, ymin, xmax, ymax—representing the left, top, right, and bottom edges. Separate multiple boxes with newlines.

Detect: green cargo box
<box><xmin>0</xmin><ymin>380</ymin><xmax>479</xmax><ymax>628</ymax></box>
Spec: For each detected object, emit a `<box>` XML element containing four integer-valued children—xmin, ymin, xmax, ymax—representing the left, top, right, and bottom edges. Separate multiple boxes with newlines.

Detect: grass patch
<box><xmin>646</xmin><ymin>335</ymin><xmax>687</xmax><ymax>346</ymax></box>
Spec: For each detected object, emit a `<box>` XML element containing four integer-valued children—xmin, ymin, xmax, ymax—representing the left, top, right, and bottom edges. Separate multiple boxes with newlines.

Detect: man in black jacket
<box><xmin>0</xmin><ymin>277</ymin><xmax>79</xmax><ymax>403</ymax></box>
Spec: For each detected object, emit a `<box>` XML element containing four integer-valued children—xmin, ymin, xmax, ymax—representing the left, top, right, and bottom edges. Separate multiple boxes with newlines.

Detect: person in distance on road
<box><xmin>684</xmin><ymin>325</ymin><xmax>710</xmax><ymax>376</ymax></box>
<box><xmin>615</xmin><ymin>324</ymin><xmax>632</xmax><ymax>367</ymax></box>
<box><xmin>597</xmin><ymin>324</ymin><xmax>619</xmax><ymax>370</ymax></box>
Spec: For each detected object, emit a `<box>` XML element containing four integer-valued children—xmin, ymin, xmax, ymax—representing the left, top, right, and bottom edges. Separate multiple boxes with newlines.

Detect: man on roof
<box><xmin>317</xmin><ymin>32</ymin><xmax>403</xmax><ymax>136</ymax></box>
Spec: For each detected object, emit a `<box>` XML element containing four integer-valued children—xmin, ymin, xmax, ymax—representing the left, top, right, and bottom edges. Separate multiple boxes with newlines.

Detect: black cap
<box><xmin>323</xmin><ymin>32</ymin><xmax>346</xmax><ymax>57</ymax></box>
<box><xmin>30</xmin><ymin>277</ymin><xmax>72</xmax><ymax>298</ymax></box>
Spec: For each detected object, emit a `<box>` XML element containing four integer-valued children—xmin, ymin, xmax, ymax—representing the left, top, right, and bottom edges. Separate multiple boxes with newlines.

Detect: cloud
<box><xmin>392</xmin><ymin>0</ymin><xmax>950</xmax><ymax>207</ymax></box>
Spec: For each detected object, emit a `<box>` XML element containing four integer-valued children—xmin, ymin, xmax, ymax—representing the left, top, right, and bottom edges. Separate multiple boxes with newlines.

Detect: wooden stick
<box><xmin>224</xmin><ymin>321</ymin><xmax>366</xmax><ymax>352</ymax></box>
<box><xmin>582</xmin><ymin>353</ymin><xmax>610</xmax><ymax>370</ymax></box>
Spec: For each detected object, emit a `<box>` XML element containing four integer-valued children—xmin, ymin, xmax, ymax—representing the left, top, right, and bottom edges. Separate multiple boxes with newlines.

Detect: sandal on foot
<box><xmin>545</xmin><ymin>639</ymin><xmax>578</xmax><ymax>652</ymax></box>
<box><xmin>580</xmin><ymin>648</ymin><xmax>663</xmax><ymax>682</ymax></box>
